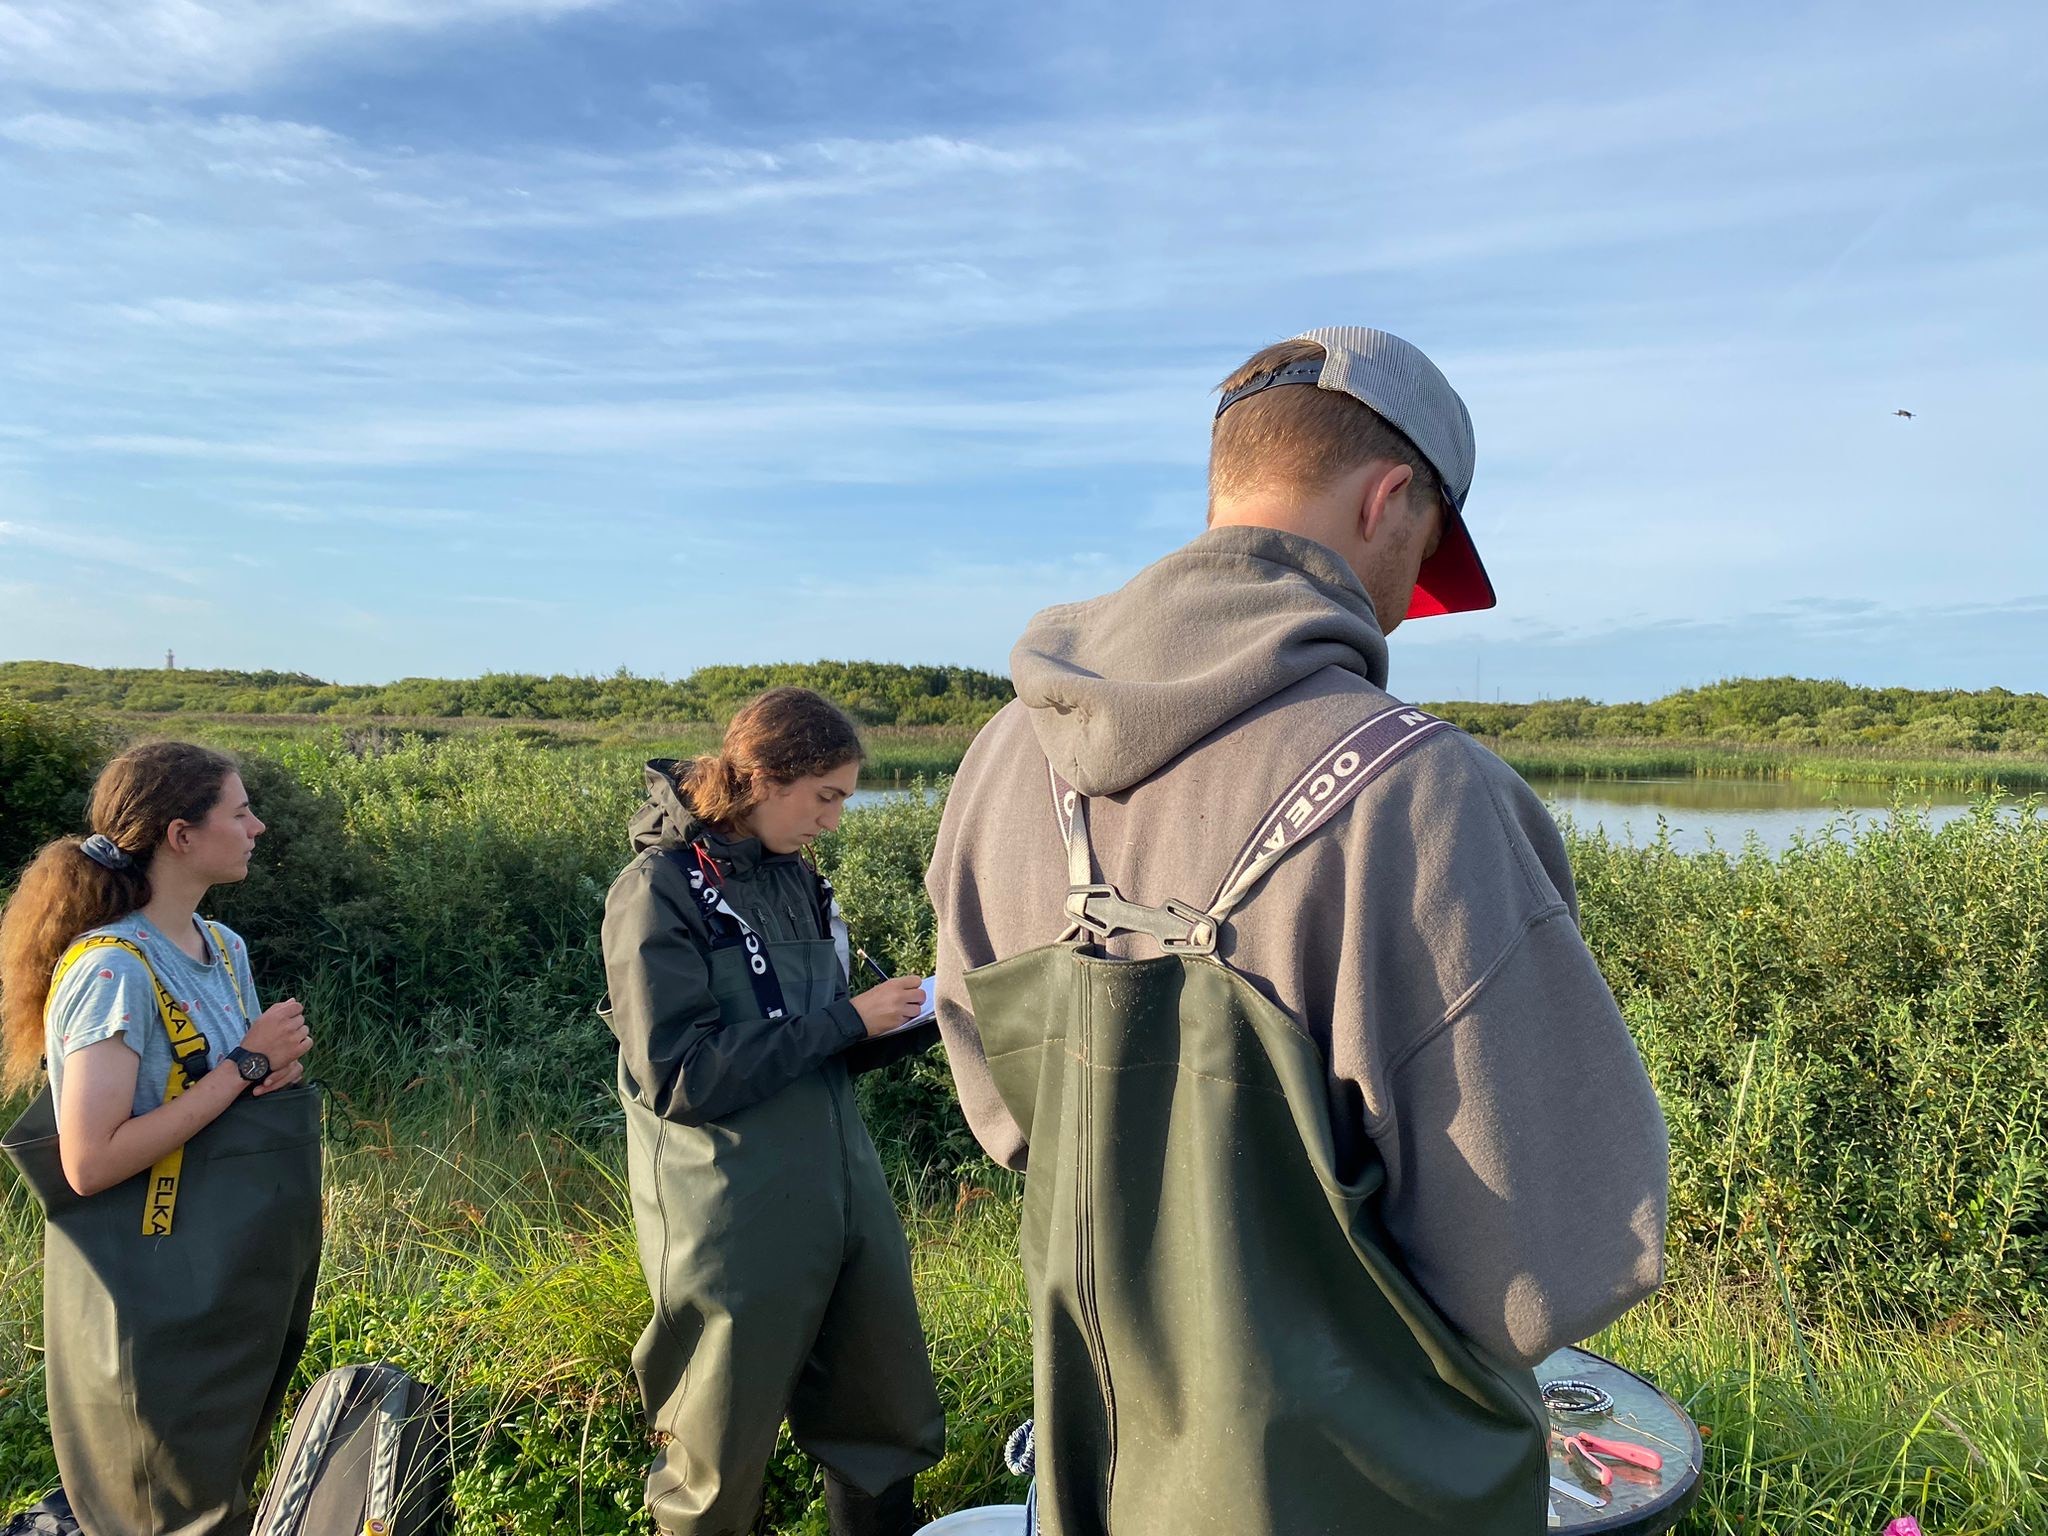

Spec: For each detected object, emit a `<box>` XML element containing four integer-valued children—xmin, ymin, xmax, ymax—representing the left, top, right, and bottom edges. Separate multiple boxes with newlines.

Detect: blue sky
<box><xmin>1</xmin><ymin>0</ymin><xmax>2044</xmax><ymax>702</ymax></box>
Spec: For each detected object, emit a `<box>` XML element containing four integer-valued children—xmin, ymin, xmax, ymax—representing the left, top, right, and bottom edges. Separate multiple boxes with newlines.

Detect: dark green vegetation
<box><xmin>183</xmin><ymin>718</ymin><xmax>978</xmax><ymax>787</ymax></box>
<box><xmin>0</xmin><ymin>660</ymin><xmax>1015</xmax><ymax>727</ymax></box>
<box><xmin>0</xmin><ymin>694</ymin><xmax>114</xmax><ymax>877</ymax></box>
<box><xmin>15</xmin><ymin>663</ymin><xmax>2048</xmax><ymax>796</ymax></box>
<box><xmin>11</xmin><ymin>663</ymin><xmax>2048</xmax><ymax>749</ymax></box>
<box><xmin>1444</xmin><ymin>675</ymin><xmax>2048</xmax><ymax>753</ymax></box>
<box><xmin>1490</xmin><ymin>741</ymin><xmax>2048</xmax><ymax>792</ymax></box>
<box><xmin>3</xmin><ymin>697</ymin><xmax>2046</xmax><ymax>1532</ymax></box>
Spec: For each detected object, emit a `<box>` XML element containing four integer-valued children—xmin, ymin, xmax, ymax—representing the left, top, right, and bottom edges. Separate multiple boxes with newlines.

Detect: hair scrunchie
<box><xmin>80</xmin><ymin>833</ymin><xmax>135</xmax><ymax>871</ymax></box>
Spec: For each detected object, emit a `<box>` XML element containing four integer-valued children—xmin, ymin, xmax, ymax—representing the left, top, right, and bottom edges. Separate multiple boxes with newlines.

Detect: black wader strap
<box><xmin>675</xmin><ymin>842</ymin><xmax>844</xmax><ymax>1020</ymax></box>
<box><xmin>801</xmin><ymin>848</ymin><xmax>855</xmax><ymax>984</ymax></box>
<box><xmin>680</xmin><ymin>844</ymin><xmax>792</xmax><ymax>1019</ymax></box>
<box><xmin>1050</xmin><ymin>704</ymin><xmax>1454</xmax><ymax>953</ymax></box>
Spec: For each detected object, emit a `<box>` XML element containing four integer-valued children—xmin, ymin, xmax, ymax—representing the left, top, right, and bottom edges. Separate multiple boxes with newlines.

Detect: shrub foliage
<box><xmin>5</xmin><ymin>716</ymin><xmax>2047</xmax><ymax>1530</ymax></box>
<box><xmin>0</xmin><ymin>660</ymin><xmax>1014</xmax><ymax>728</ymax></box>
<box><xmin>0</xmin><ymin>694</ymin><xmax>114</xmax><ymax>884</ymax></box>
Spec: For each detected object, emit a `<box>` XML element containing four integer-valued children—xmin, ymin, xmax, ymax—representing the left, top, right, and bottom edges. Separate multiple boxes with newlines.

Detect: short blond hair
<box><xmin>1208</xmin><ymin>338</ymin><xmax>1442</xmax><ymax>511</ymax></box>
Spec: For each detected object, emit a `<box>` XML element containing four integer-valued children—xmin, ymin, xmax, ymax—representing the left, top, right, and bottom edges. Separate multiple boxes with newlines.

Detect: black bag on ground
<box><xmin>1</xmin><ymin>1489</ymin><xmax>82</xmax><ymax>1536</ymax></box>
<box><xmin>252</xmin><ymin>1364</ymin><xmax>452</xmax><ymax>1536</ymax></box>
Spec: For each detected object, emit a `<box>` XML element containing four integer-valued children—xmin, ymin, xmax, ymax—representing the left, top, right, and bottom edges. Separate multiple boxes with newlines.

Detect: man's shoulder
<box><xmin>1183</xmin><ymin>671</ymin><xmax>1482</xmax><ymax>789</ymax></box>
<box><xmin>1354</xmin><ymin>710</ymin><xmax>1574</xmax><ymax>911</ymax></box>
<box><xmin>957</xmin><ymin>700</ymin><xmax>1035</xmax><ymax>771</ymax></box>
<box><xmin>943</xmin><ymin>703</ymin><xmax>1048</xmax><ymax>817</ymax></box>
<box><xmin>1231</xmin><ymin>677</ymin><xmax>1553</xmax><ymax>853</ymax></box>
<box><xmin>1400</xmin><ymin>713</ymin><xmax>1535</xmax><ymax>800</ymax></box>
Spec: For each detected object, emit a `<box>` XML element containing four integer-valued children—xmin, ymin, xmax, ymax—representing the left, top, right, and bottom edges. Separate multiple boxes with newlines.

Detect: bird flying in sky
<box><xmin>1894</xmin><ymin>408</ymin><xmax>1915</xmax><ymax>418</ymax></box>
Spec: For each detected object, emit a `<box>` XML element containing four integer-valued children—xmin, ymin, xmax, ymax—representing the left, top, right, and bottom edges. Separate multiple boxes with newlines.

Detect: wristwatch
<box><xmin>226</xmin><ymin>1045</ymin><xmax>271</xmax><ymax>1084</ymax></box>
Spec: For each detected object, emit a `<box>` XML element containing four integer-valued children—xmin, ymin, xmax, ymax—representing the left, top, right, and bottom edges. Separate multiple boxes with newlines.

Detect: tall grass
<box><xmin>8</xmin><ymin>1119</ymin><xmax>2041</xmax><ymax>1533</ymax></box>
<box><xmin>42</xmin><ymin>705</ymin><xmax>2048</xmax><ymax>797</ymax></box>
<box><xmin>4</xmin><ymin>733</ymin><xmax>2046</xmax><ymax>1531</ymax></box>
<box><xmin>1491</xmin><ymin>739</ymin><xmax>2048</xmax><ymax>791</ymax></box>
<box><xmin>148</xmin><ymin>717</ymin><xmax>979</xmax><ymax>784</ymax></box>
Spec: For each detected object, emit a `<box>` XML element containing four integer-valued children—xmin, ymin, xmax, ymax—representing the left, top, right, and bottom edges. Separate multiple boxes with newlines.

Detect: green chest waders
<box><xmin>2</xmin><ymin>939</ymin><xmax>323</xmax><ymax>1536</ymax></box>
<box><xmin>620</xmin><ymin>918</ymin><xmax>943</xmax><ymax>1536</ymax></box>
<box><xmin>964</xmin><ymin>707</ymin><xmax>1548</xmax><ymax>1536</ymax></box>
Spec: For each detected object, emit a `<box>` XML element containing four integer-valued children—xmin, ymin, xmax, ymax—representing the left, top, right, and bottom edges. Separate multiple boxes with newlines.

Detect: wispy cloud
<box><xmin>244</xmin><ymin>500</ymin><xmax>483</xmax><ymax>528</ymax></box>
<box><xmin>0</xmin><ymin>0</ymin><xmax>2042</xmax><ymax>688</ymax></box>
<box><xmin>0</xmin><ymin>517</ymin><xmax>205</xmax><ymax>585</ymax></box>
<box><xmin>0</xmin><ymin>0</ymin><xmax>624</xmax><ymax>96</ymax></box>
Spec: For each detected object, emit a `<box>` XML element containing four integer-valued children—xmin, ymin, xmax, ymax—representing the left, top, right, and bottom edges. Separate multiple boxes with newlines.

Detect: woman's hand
<box><xmin>852</xmin><ymin>976</ymin><xmax>927</xmax><ymax>1039</ymax></box>
<box><xmin>251</xmin><ymin>1058</ymin><xmax>306</xmax><ymax>1097</ymax></box>
<box><xmin>57</xmin><ymin>1037</ymin><xmax>244</xmax><ymax>1197</ymax></box>
<box><xmin>243</xmin><ymin>997</ymin><xmax>313</xmax><ymax>1069</ymax></box>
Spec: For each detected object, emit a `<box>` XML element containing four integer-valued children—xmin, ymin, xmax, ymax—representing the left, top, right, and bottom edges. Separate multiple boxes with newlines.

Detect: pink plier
<box><xmin>1552</xmin><ymin>1430</ymin><xmax>1665</xmax><ymax>1488</ymax></box>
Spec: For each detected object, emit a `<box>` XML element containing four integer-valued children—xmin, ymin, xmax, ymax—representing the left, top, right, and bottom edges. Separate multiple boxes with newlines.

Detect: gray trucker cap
<box><xmin>1213</xmin><ymin>325</ymin><xmax>1494</xmax><ymax>615</ymax></box>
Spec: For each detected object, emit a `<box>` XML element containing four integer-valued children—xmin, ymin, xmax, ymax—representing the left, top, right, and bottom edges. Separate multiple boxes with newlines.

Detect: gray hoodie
<box><xmin>927</xmin><ymin>524</ymin><xmax>1668</xmax><ymax>1367</ymax></box>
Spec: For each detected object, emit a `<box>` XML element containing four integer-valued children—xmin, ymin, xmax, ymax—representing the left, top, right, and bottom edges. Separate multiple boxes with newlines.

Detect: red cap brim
<box><xmin>1407</xmin><ymin>508</ymin><xmax>1495</xmax><ymax>618</ymax></box>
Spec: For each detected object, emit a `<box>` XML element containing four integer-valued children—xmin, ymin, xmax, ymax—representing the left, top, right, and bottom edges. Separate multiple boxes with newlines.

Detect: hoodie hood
<box><xmin>630</xmin><ymin>760</ymin><xmax>703</xmax><ymax>853</ymax></box>
<box><xmin>1010</xmin><ymin>525</ymin><xmax>1390</xmax><ymax>797</ymax></box>
<box><xmin>629</xmin><ymin>760</ymin><xmax>774</xmax><ymax>872</ymax></box>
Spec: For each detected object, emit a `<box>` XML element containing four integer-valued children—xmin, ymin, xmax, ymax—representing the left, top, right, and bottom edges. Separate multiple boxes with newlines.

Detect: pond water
<box><xmin>1536</xmin><ymin>777</ymin><xmax>2006</xmax><ymax>856</ymax></box>
<box><xmin>853</xmin><ymin>778</ymin><xmax>2015</xmax><ymax>857</ymax></box>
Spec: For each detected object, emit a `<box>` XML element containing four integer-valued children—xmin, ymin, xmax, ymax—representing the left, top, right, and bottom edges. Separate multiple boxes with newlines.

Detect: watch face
<box><xmin>237</xmin><ymin>1050</ymin><xmax>270</xmax><ymax>1082</ymax></box>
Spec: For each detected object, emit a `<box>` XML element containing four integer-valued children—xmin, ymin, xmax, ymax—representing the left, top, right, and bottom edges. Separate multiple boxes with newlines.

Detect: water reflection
<box><xmin>852</xmin><ymin>779</ymin><xmax>2017</xmax><ymax>857</ymax></box>
<box><xmin>1537</xmin><ymin>778</ymin><xmax>2006</xmax><ymax>855</ymax></box>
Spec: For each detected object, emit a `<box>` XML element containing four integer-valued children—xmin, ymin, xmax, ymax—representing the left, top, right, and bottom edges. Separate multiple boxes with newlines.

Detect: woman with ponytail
<box><xmin>600</xmin><ymin>688</ymin><xmax>944</xmax><ymax>1536</ymax></box>
<box><xmin>1</xmin><ymin>741</ymin><xmax>321</xmax><ymax>1536</ymax></box>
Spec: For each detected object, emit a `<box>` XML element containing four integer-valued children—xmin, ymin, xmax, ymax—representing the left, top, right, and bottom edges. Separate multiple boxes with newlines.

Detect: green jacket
<box><xmin>598</xmin><ymin>762</ymin><xmax>945</xmax><ymax>1533</ymax></box>
<box><xmin>602</xmin><ymin>760</ymin><xmax>865</xmax><ymax>1123</ymax></box>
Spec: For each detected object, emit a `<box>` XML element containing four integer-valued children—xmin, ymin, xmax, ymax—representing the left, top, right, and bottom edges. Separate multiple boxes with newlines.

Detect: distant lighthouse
<box><xmin>165</xmin><ymin>649</ymin><xmax>176</xmax><ymax>670</ymax></box>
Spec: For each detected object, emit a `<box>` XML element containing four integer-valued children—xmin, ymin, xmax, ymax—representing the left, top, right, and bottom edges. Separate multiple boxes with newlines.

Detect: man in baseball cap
<box><xmin>1210</xmin><ymin>325</ymin><xmax>1495</xmax><ymax>619</ymax></box>
<box><xmin>927</xmin><ymin>328</ymin><xmax>1668</xmax><ymax>1534</ymax></box>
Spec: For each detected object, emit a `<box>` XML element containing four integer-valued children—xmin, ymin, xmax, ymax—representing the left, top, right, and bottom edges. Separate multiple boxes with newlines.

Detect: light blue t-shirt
<box><xmin>44</xmin><ymin>913</ymin><xmax>260</xmax><ymax>1116</ymax></box>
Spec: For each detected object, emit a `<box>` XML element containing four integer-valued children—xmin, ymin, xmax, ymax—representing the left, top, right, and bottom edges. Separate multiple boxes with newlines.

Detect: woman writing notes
<box><xmin>0</xmin><ymin>742</ymin><xmax>321</xmax><ymax>1536</ymax></box>
<box><xmin>600</xmin><ymin>688</ymin><xmax>945</xmax><ymax>1536</ymax></box>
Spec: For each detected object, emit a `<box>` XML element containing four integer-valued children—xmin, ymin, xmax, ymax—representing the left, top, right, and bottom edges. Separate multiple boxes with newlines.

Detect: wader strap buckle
<box><xmin>1158</xmin><ymin>898</ymin><xmax>1221</xmax><ymax>954</ymax></box>
<box><xmin>1064</xmin><ymin>885</ymin><xmax>1219</xmax><ymax>955</ymax></box>
<box><xmin>1045</xmin><ymin>704</ymin><xmax>1455</xmax><ymax>956</ymax></box>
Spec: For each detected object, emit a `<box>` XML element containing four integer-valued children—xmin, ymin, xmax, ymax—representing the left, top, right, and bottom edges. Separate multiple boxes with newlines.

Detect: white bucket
<box><xmin>913</xmin><ymin>1505</ymin><xmax>1030</xmax><ymax>1535</ymax></box>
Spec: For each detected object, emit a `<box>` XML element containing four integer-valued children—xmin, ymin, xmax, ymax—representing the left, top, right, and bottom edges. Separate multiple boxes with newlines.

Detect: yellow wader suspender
<box><xmin>45</xmin><ymin>922</ymin><xmax>248</xmax><ymax>1236</ymax></box>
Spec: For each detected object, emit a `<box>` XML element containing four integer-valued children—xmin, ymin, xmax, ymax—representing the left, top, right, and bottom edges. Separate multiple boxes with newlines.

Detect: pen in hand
<box><xmin>851</xmin><ymin>947</ymin><xmax>926</xmax><ymax>1039</ymax></box>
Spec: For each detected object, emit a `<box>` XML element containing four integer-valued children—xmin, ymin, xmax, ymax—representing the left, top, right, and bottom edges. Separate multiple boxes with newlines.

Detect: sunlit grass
<box><xmin>8</xmin><ymin>1118</ymin><xmax>2040</xmax><ymax>1533</ymax></box>
<box><xmin>4</xmin><ymin>736</ymin><xmax>2045</xmax><ymax>1531</ymax></box>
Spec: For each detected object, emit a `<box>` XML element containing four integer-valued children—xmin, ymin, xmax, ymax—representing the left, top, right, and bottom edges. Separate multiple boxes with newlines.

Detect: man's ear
<box><xmin>1358</xmin><ymin>461</ymin><xmax>1414</xmax><ymax>546</ymax></box>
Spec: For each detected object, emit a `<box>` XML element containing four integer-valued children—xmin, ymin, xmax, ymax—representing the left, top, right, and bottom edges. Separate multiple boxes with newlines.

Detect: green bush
<box><xmin>814</xmin><ymin>784</ymin><xmax>990</xmax><ymax>1183</ymax></box>
<box><xmin>8</xmin><ymin>727</ymin><xmax>2048</xmax><ymax>1531</ymax></box>
<box><xmin>0</xmin><ymin>660</ymin><xmax>1015</xmax><ymax>729</ymax></box>
<box><xmin>204</xmin><ymin>752</ymin><xmax>388</xmax><ymax>988</ymax></box>
<box><xmin>0</xmin><ymin>694</ymin><xmax>115</xmax><ymax>884</ymax></box>
<box><xmin>1573</xmin><ymin>799</ymin><xmax>2048</xmax><ymax>1321</ymax></box>
<box><xmin>8</xmin><ymin>725</ymin><xmax>2047</xmax><ymax>1318</ymax></box>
